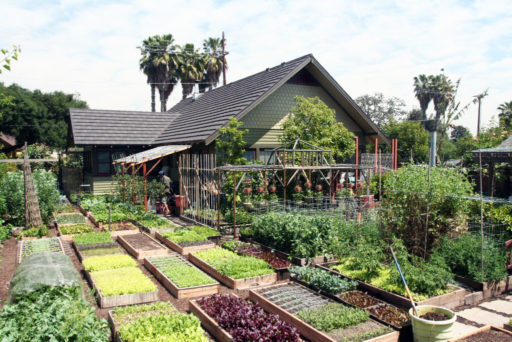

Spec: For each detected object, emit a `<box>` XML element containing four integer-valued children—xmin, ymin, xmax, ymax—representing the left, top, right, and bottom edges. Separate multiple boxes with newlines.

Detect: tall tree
<box><xmin>450</xmin><ymin>125</ymin><xmax>471</xmax><ymax>141</ymax></box>
<box><xmin>138</xmin><ymin>35</ymin><xmax>178</xmax><ymax>112</ymax></box>
<box><xmin>281</xmin><ymin>96</ymin><xmax>355</xmax><ymax>162</ymax></box>
<box><xmin>498</xmin><ymin>101</ymin><xmax>512</xmax><ymax>129</ymax></box>
<box><xmin>383</xmin><ymin>121</ymin><xmax>429</xmax><ymax>163</ymax></box>
<box><xmin>355</xmin><ymin>93</ymin><xmax>407</xmax><ymax>127</ymax></box>
<box><xmin>177</xmin><ymin>44</ymin><xmax>205</xmax><ymax>99</ymax></box>
<box><xmin>200</xmin><ymin>37</ymin><xmax>226</xmax><ymax>92</ymax></box>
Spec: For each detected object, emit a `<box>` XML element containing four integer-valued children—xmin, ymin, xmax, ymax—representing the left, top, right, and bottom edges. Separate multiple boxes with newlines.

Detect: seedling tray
<box><xmin>144</xmin><ymin>255</ymin><xmax>219</xmax><ymax>299</ymax></box>
<box><xmin>188</xmin><ymin>252</ymin><xmax>277</xmax><ymax>289</ymax></box>
<box><xmin>84</xmin><ymin>270</ymin><xmax>158</xmax><ymax>308</ymax></box>
<box><xmin>318</xmin><ymin>262</ymin><xmax>467</xmax><ymax>310</ymax></box>
<box><xmin>250</xmin><ymin>282</ymin><xmax>399</xmax><ymax>342</ymax></box>
<box><xmin>117</xmin><ymin>233</ymin><xmax>168</xmax><ymax>259</ymax></box>
<box><xmin>155</xmin><ymin>231</ymin><xmax>216</xmax><ymax>255</ymax></box>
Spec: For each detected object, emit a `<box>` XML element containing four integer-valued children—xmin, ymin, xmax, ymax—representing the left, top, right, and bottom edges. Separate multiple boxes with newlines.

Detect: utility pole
<box><xmin>222</xmin><ymin>31</ymin><xmax>227</xmax><ymax>86</ymax></box>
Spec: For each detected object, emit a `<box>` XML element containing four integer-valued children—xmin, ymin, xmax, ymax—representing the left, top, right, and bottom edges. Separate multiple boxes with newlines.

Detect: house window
<box><xmin>244</xmin><ymin>150</ymin><xmax>256</xmax><ymax>162</ymax></box>
<box><xmin>96</xmin><ymin>151</ymin><xmax>111</xmax><ymax>175</ymax></box>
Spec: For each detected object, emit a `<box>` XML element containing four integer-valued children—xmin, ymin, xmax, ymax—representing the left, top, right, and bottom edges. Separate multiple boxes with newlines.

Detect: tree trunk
<box><xmin>159</xmin><ymin>88</ymin><xmax>166</xmax><ymax>112</ymax></box>
<box><xmin>151</xmin><ymin>84</ymin><xmax>156</xmax><ymax>112</ymax></box>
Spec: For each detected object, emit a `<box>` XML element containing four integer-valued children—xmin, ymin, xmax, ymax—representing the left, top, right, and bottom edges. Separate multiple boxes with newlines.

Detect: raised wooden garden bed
<box><xmin>84</xmin><ymin>270</ymin><xmax>158</xmax><ymax>308</ymax></box>
<box><xmin>116</xmin><ymin>233</ymin><xmax>168</xmax><ymax>259</ymax></box>
<box><xmin>249</xmin><ymin>282</ymin><xmax>399</xmax><ymax>342</ymax></box>
<box><xmin>455</xmin><ymin>275</ymin><xmax>512</xmax><ymax>299</ymax></box>
<box><xmin>318</xmin><ymin>262</ymin><xmax>467</xmax><ymax>310</ymax></box>
<box><xmin>448</xmin><ymin>325</ymin><xmax>512</xmax><ymax>341</ymax></box>
<box><xmin>17</xmin><ymin>237</ymin><xmax>65</xmax><ymax>264</ymax></box>
<box><xmin>73</xmin><ymin>244</ymin><xmax>124</xmax><ymax>262</ymax></box>
<box><xmin>129</xmin><ymin>219</ymin><xmax>176</xmax><ymax>235</ymax></box>
<box><xmin>188</xmin><ymin>252</ymin><xmax>277</xmax><ymax>289</ymax></box>
<box><xmin>189</xmin><ymin>299</ymin><xmax>232</xmax><ymax>342</ymax></box>
<box><xmin>503</xmin><ymin>323</ymin><xmax>512</xmax><ymax>332</ymax></box>
<box><xmin>104</xmin><ymin>221</ymin><xmax>140</xmax><ymax>237</ymax></box>
<box><xmin>155</xmin><ymin>231</ymin><xmax>216</xmax><ymax>255</ymax></box>
<box><xmin>144</xmin><ymin>255</ymin><xmax>219</xmax><ymax>299</ymax></box>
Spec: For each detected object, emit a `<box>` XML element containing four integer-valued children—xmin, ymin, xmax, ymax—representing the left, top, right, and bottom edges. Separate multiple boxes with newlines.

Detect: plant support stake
<box><xmin>389</xmin><ymin>245</ymin><xmax>418</xmax><ymax>316</ymax></box>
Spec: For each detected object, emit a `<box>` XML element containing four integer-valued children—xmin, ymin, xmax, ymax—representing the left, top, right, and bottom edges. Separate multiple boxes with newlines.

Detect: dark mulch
<box><xmin>420</xmin><ymin>312</ymin><xmax>450</xmax><ymax>321</ymax></box>
<box><xmin>459</xmin><ymin>329</ymin><xmax>512</xmax><ymax>342</ymax></box>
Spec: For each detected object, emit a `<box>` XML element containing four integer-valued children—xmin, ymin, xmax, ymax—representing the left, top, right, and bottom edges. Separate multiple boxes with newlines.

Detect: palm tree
<box><xmin>177</xmin><ymin>44</ymin><xmax>205</xmax><ymax>99</ymax></box>
<box><xmin>498</xmin><ymin>101</ymin><xmax>512</xmax><ymax>128</ymax></box>
<box><xmin>138</xmin><ymin>34</ymin><xmax>178</xmax><ymax>112</ymax></box>
<box><xmin>413</xmin><ymin>74</ymin><xmax>432</xmax><ymax>118</ymax></box>
<box><xmin>201</xmin><ymin>37</ymin><xmax>226</xmax><ymax>92</ymax></box>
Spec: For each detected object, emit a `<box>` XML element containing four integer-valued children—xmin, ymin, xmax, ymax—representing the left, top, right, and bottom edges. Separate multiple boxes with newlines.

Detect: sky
<box><xmin>1</xmin><ymin>0</ymin><xmax>511</xmax><ymax>134</ymax></box>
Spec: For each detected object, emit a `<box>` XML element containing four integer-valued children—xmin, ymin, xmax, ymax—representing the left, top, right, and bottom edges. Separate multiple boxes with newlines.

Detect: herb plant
<box><xmin>72</xmin><ymin>232</ymin><xmax>113</xmax><ymax>246</ymax></box>
<box><xmin>83</xmin><ymin>254</ymin><xmax>137</xmax><ymax>272</ymax></box>
<box><xmin>290</xmin><ymin>266</ymin><xmax>357</xmax><ymax>294</ymax></box>
<box><xmin>197</xmin><ymin>294</ymin><xmax>299</xmax><ymax>341</ymax></box>
<box><xmin>193</xmin><ymin>248</ymin><xmax>274</xmax><ymax>279</ymax></box>
<box><xmin>92</xmin><ymin>267</ymin><xmax>156</xmax><ymax>296</ymax></box>
<box><xmin>296</xmin><ymin>303</ymin><xmax>369</xmax><ymax>332</ymax></box>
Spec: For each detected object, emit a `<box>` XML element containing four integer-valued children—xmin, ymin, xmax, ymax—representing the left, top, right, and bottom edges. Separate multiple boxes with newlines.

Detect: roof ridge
<box><xmin>70</xmin><ymin>108</ymin><xmax>171</xmax><ymax>114</ymax></box>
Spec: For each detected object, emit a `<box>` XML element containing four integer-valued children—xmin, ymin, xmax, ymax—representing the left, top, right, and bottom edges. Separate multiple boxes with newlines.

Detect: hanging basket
<box><xmin>304</xmin><ymin>182</ymin><xmax>312</xmax><ymax>189</ymax></box>
<box><xmin>268</xmin><ymin>185</ymin><xmax>276</xmax><ymax>193</ymax></box>
<box><xmin>256</xmin><ymin>186</ymin><xmax>265</xmax><ymax>194</ymax></box>
<box><xmin>243</xmin><ymin>187</ymin><xmax>252</xmax><ymax>195</ymax></box>
<box><xmin>294</xmin><ymin>186</ymin><xmax>302</xmax><ymax>193</ymax></box>
<box><xmin>315</xmin><ymin>184</ymin><xmax>323</xmax><ymax>191</ymax></box>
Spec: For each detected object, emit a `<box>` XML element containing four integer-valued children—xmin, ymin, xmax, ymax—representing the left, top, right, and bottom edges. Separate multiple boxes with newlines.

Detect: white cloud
<box><xmin>0</xmin><ymin>0</ymin><xmax>511</xmax><ymax>134</ymax></box>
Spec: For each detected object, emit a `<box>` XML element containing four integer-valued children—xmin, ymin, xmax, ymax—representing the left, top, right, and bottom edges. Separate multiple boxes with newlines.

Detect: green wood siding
<box><xmin>241</xmin><ymin>83</ymin><xmax>363</xmax><ymax>148</ymax></box>
<box><xmin>92</xmin><ymin>177</ymin><xmax>115</xmax><ymax>195</ymax></box>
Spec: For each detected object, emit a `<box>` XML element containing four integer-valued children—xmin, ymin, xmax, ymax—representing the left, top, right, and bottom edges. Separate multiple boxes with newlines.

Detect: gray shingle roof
<box><xmin>473</xmin><ymin>135</ymin><xmax>512</xmax><ymax>154</ymax></box>
<box><xmin>155</xmin><ymin>54</ymin><xmax>312</xmax><ymax>144</ymax></box>
<box><xmin>70</xmin><ymin>109</ymin><xmax>179</xmax><ymax>145</ymax></box>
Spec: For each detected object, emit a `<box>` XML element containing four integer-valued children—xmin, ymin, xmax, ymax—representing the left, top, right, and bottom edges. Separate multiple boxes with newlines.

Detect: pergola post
<box><xmin>283</xmin><ymin>152</ymin><xmax>287</xmax><ymax>207</ymax></box>
<box><xmin>374</xmin><ymin>138</ymin><xmax>378</xmax><ymax>173</ymax></box>
<box><xmin>355</xmin><ymin>136</ymin><xmax>359</xmax><ymax>190</ymax></box>
<box><xmin>131</xmin><ymin>164</ymin><xmax>136</xmax><ymax>203</ymax></box>
<box><xmin>143</xmin><ymin>158</ymin><xmax>147</xmax><ymax>212</ymax></box>
<box><xmin>233</xmin><ymin>171</ymin><xmax>237</xmax><ymax>239</ymax></box>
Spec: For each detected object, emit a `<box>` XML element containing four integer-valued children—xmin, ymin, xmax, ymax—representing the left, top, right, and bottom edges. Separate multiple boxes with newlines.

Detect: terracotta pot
<box><xmin>268</xmin><ymin>185</ymin><xmax>276</xmax><ymax>193</ymax></box>
<box><xmin>347</xmin><ymin>183</ymin><xmax>354</xmax><ymax>189</ymax></box>
<box><xmin>294</xmin><ymin>186</ymin><xmax>302</xmax><ymax>193</ymax></box>
<box><xmin>256</xmin><ymin>186</ymin><xmax>265</xmax><ymax>194</ymax></box>
<box><xmin>315</xmin><ymin>184</ymin><xmax>323</xmax><ymax>191</ymax></box>
<box><xmin>304</xmin><ymin>182</ymin><xmax>312</xmax><ymax>189</ymax></box>
<box><xmin>243</xmin><ymin>187</ymin><xmax>252</xmax><ymax>194</ymax></box>
<box><xmin>339</xmin><ymin>183</ymin><xmax>345</xmax><ymax>189</ymax></box>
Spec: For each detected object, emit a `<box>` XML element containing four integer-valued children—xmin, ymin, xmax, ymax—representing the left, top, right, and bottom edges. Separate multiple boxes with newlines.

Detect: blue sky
<box><xmin>1</xmin><ymin>0</ymin><xmax>511</xmax><ymax>133</ymax></box>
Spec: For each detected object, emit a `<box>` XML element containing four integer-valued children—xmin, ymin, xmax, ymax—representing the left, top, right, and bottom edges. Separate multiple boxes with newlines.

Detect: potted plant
<box><xmin>256</xmin><ymin>186</ymin><xmax>265</xmax><ymax>194</ymax></box>
<box><xmin>268</xmin><ymin>184</ymin><xmax>277</xmax><ymax>193</ymax></box>
<box><xmin>314</xmin><ymin>190</ymin><xmax>323</xmax><ymax>205</ymax></box>
<box><xmin>304</xmin><ymin>188</ymin><xmax>314</xmax><ymax>203</ymax></box>
<box><xmin>242</xmin><ymin>193</ymin><xmax>254</xmax><ymax>211</ymax></box>
<box><xmin>409</xmin><ymin>305</ymin><xmax>457</xmax><ymax>342</ymax></box>
<box><xmin>315</xmin><ymin>184</ymin><xmax>323</xmax><ymax>191</ymax></box>
<box><xmin>294</xmin><ymin>185</ymin><xmax>302</xmax><ymax>193</ymax></box>
<box><xmin>268</xmin><ymin>193</ymin><xmax>278</xmax><ymax>204</ymax></box>
<box><xmin>292</xmin><ymin>192</ymin><xmax>304</xmax><ymax>206</ymax></box>
<box><xmin>304</xmin><ymin>182</ymin><xmax>312</xmax><ymax>190</ymax></box>
<box><xmin>253</xmin><ymin>193</ymin><xmax>267</xmax><ymax>210</ymax></box>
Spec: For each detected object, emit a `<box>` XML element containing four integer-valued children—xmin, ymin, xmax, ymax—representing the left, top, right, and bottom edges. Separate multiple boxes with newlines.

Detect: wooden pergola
<box><xmin>113</xmin><ymin>145</ymin><xmax>191</xmax><ymax>211</ymax></box>
<box><xmin>215</xmin><ymin>139</ymin><xmax>375</xmax><ymax>238</ymax></box>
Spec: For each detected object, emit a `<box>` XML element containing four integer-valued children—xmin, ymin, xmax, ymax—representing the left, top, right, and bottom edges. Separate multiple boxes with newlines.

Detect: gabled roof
<box><xmin>0</xmin><ymin>133</ymin><xmax>16</xmax><ymax>147</ymax></box>
<box><xmin>70</xmin><ymin>54</ymin><xmax>387</xmax><ymax>146</ymax></box>
<box><xmin>473</xmin><ymin>135</ymin><xmax>512</xmax><ymax>154</ymax></box>
<box><xmin>70</xmin><ymin>108</ymin><xmax>179</xmax><ymax>145</ymax></box>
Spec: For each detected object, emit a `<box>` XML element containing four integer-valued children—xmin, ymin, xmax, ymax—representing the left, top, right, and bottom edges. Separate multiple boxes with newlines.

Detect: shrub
<box><xmin>433</xmin><ymin>233</ymin><xmax>508</xmax><ymax>282</ymax></box>
<box><xmin>72</xmin><ymin>232</ymin><xmax>113</xmax><ymax>246</ymax></box>
<box><xmin>380</xmin><ymin>166</ymin><xmax>473</xmax><ymax>255</ymax></box>
<box><xmin>92</xmin><ymin>267</ymin><xmax>156</xmax><ymax>296</ymax></box>
<box><xmin>83</xmin><ymin>254</ymin><xmax>137</xmax><ymax>272</ymax></box>
<box><xmin>296</xmin><ymin>303</ymin><xmax>369</xmax><ymax>332</ymax></box>
<box><xmin>0</xmin><ymin>169</ymin><xmax>60</xmax><ymax>225</ymax></box>
<box><xmin>193</xmin><ymin>248</ymin><xmax>274</xmax><ymax>279</ymax></box>
<box><xmin>20</xmin><ymin>225</ymin><xmax>49</xmax><ymax>238</ymax></box>
<box><xmin>290</xmin><ymin>266</ymin><xmax>357</xmax><ymax>294</ymax></box>
<box><xmin>0</xmin><ymin>221</ymin><xmax>12</xmax><ymax>242</ymax></box>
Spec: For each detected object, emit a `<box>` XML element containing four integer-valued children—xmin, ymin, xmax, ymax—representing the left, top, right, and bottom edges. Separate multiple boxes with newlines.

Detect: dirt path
<box><xmin>0</xmin><ymin>237</ymin><xmax>18</xmax><ymax>306</ymax></box>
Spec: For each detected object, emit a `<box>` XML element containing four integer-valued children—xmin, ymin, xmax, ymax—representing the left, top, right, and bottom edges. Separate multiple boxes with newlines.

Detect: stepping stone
<box><xmin>480</xmin><ymin>300</ymin><xmax>512</xmax><ymax>315</ymax></box>
<box><xmin>451</xmin><ymin>322</ymin><xmax>479</xmax><ymax>338</ymax></box>
<box><xmin>457</xmin><ymin>307</ymin><xmax>509</xmax><ymax>326</ymax></box>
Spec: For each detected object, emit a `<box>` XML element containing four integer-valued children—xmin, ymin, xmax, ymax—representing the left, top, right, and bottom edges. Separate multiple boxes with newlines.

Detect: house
<box><xmin>70</xmin><ymin>54</ymin><xmax>388</xmax><ymax>195</ymax></box>
<box><xmin>0</xmin><ymin>133</ymin><xmax>18</xmax><ymax>158</ymax></box>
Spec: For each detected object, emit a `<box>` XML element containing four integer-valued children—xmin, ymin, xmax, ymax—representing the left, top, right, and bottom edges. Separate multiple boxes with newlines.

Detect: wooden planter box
<box><xmin>17</xmin><ymin>237</ymin><xmax>65</xmax><ymax>264</ymax></box>
<box><xmin>155</xmin><ymin>231</ymin><xmax>216</xmax><ymax>255</ymax></box>
<box><xmin>107</xmin><ymin>310</ymin><xmax>121</xmax><ymax>342</ymax></box>
<box><xmin>84</xmin><ymin>270</ymin><xmax>158</xmax><ymax>308</ymax></box>
<box><xmin>455</xmin><ymin>275</ymin><xmax>512</xmax><ymax>299</ymax></box>
<box><xmin>189</xmin><ymin>299</ymin><xmax>233</xmax><ymax>342</ymax></box>
<box><xmin>317</xmin><ymin>262</ymin><xmax>467</xmax><ymax>310</ymax></box>
<box><xmin>503</xmin><ymin>323</ymin><xmax>512</xmax><ymax>332</ymax></box>
<box><xmin>72</xmin><ymin>241</ymin><xmax>118</xmax><ymax>263</ymax></box>
<box><xmin>188</xmin><ymin>252</ymin><xmax>277</xmax><ymax>289</ymax></box>
<box><xmin>129</xmin><ymin>219</ymin><xmax>175</xmax><ymax>236</ymax></box>
<box><xmin>249</xmin><ymin>284</ymin><xmax>399</xmax><ymax>342</ymax></box>
<box><xmin>448</xmin><ymin>325</ymin><xmax>512</xmax><ymax>341</ymax></box>
<box><xmin>144</xmin><ymin>257</ymin><xmax>219</xmax><ymax>299</ymax></box>
<box><xmin>117</xmin><ymin>233</ymin><xmax>168</xmax><ymax>260</ymax></box>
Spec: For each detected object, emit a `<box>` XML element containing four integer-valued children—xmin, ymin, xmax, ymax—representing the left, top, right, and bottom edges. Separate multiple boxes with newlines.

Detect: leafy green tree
<box><xmin>0</xmin><ymin>83</ymin><xmax>87</xmax><ymax>149</ymax></box>
<box><xmin>498</xmin><ymin>101</ymin><xmax>512</xmax><ymax>129</ymax></box>
<box><xmin>138</xmin><ymin>34</ymin><xmax>179</xmax><ymax>112</ymax></box>
<box><xmin>450</xmin><ymin>125</ymin><xmax>471</xmax><ymax>141</ymax></box>
<box><xmin>1</xmin><ymin>45</ymin><xmax>20</xmax><ymax>73</ymax></box>
<box><xmin>216</xmin><ymin>118</ymin><xmax>248</xmax><ymax>166</ymax></box>
<box><xmin>281</xmin><ymin>96</ymin><xmax>355</xmax><ymax>162</ymax></box>
<box><xmin>383</xmin><ymin>121</ymin><xmax>429</xmax><ymax>163</ymax></box>
<box><xmin>355</xmin><ymin>92</ymin><xmax>407</xmax><ymax>127</ymax></box>
<box><xmin>177</xmin><ymin>43</ymin><xmax>205</xmax><ymax>99</ymax></box>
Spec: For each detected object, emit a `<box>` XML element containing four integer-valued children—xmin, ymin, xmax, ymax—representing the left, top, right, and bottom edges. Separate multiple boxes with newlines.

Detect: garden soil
<box><xmin>0</xmin><ymin>237</ymin><xmax>18</xmax><ymax>307</ymax></box>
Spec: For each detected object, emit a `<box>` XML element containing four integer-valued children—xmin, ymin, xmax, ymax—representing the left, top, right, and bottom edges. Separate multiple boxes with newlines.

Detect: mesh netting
<box><xmin>9</xmin><ymin>252</ymin><xmax>82</xmax><ymax>303</ymax></box>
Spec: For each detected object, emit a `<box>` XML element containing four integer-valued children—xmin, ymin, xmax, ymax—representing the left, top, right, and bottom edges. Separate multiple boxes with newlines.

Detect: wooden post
<box><xmin>217</xmin><ymin>170</ymin><xmax>221</xmax><ymax>231</ymax></box>
<box><xmin>178</xmin><ymin>154</ymin><xmax>183</xmax><ymax>216</ymax></box>
<box><xmin>233</xmin><ymin>171</ymin><xmax>237</xmax><ymax>239</ymax></box>
<box><xmin>395</xmin><ymin>139</ymin><xmax>398</xmax><ymax>169</ymax></box>
<box><xmin>374</xmin><ymin>138</ymin><xmax>378</xmax><ymax>173</ymax></box>
<box><xmin>355</xmin><ymin>136</ymin><xmax>359</xmax><ymax>190</ymax></box>
<box><xmin>143</xmin><ymin>160</ymin><xmax>148</xmax><ymax>212</ymax></box>
<box><xmin>283</xmin><ymin>152</ymin><xmax>287</xmax><ymax>207</ymax></box>
<box><xmin>131</xmin><ymin>164</ymin><xmax>136</xmax><ymax>203</ymax></box>
<box><xmin>121</xmin><ymin>163</ymin><xmax>126</xmax><ymax>202</ymax></box>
